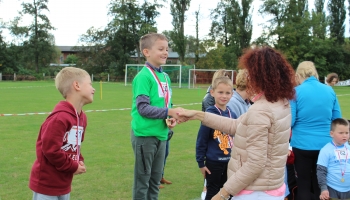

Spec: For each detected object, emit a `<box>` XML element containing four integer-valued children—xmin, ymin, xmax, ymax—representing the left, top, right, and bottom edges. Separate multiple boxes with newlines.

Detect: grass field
<box><xmin>0</xmin><ymin>81</ymin><xmax>349</xmax><ymax>200</ymax></box>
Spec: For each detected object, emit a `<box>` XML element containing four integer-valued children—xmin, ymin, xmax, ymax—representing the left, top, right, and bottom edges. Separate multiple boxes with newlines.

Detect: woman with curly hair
<box><xmin>177</xmin><ymin>46</ymin><xmax>296</xmax><ymax>200</ymax></box>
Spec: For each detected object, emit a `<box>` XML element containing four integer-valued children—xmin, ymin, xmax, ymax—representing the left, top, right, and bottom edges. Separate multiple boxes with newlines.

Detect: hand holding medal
<box><xmin>166</xmin><ymin>118</ymin><xmax>177</xmax><ymax>128</ymax></box>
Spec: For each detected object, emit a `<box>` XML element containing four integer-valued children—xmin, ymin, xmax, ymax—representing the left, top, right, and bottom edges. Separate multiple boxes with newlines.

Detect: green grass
<box><xmin>0</xmin><ymin>81</ymin><xmax>349</xmax><ymax>200</ymax></box>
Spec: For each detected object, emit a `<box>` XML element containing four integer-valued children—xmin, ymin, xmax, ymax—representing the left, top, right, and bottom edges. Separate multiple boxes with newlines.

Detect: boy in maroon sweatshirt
<box><xmin>29</xmin><ymin>67</ymin><xmax>95</xmax><ymax>200</ymax></box>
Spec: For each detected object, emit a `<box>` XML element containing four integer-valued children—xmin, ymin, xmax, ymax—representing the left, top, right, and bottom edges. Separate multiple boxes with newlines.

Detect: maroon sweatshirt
<box><xmin>29</xmin><ymin>101</ymin><xmax>87</xmax><ymax>195</ymax></box>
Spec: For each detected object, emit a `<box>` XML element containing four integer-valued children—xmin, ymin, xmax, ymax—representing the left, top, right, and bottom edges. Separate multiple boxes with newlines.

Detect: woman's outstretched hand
<box><xmin>176</xmin><ymin>109</ymin><xmax>204</xmax><ymax>124</ymax></box>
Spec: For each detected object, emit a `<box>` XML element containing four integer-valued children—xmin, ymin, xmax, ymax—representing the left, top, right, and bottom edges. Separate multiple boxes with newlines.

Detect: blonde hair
<box><xmin>296</xmin><ymin>61</ymin><xmax>319</xmax><ymax>79</ymax></box>
<box><xmin>212</xmin><ymin>76</ymin><xmax>233</xmax><ymax>90</ymax></box>
<box><xmin>235</xmin><ymin>69</ymin><xmax>247</xmax><ymax>91</ymax></box>
<box><xmin>55</xmin><ymin>67</ymin><xmax>89</xmax><ymax>98</ymax></box>
<box><xmin>211</xmin><ymin>69</ymin><xmax>227</xmax><ymax>86</ymax></box>
<box><xmin>139</xmin><ymin>33</ymin><xmax>168</xmax><ymax>55</ymax></box>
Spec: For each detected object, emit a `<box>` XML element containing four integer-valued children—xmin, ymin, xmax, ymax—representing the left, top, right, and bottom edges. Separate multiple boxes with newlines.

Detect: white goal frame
<box><xmin>188</xmin><ymin>69</ymin><xmax>235</xmax><ymax>89</ymax></box>
<box><xmin>124</xmin><ymin>64</ymin><xmax>183</xmax><ymax>87</ymax></box>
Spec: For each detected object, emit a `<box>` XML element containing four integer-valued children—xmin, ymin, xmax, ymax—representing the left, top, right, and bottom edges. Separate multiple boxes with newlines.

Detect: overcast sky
<box><xmin>0</xmin><ymin>0</ymin><xmax>348</xmax><ymax>46</ymax></box>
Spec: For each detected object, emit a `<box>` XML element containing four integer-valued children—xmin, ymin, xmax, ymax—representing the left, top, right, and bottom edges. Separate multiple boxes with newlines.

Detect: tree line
<box><xmin>0</xmin><ymin>0</ymin><xmax>349</xmax><ymax>80</ymax></box>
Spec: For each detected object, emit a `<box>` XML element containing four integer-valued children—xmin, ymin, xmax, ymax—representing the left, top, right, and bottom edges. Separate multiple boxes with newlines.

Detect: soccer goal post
<box><xmin>188</xmin><ymin>69</ymin><xmax>236</xmax><ymax>89</ymax></box>
<box><xmin>125</xmin><ymin>64</ymin><xmax>187</xmax><ymax>88</ymax></box>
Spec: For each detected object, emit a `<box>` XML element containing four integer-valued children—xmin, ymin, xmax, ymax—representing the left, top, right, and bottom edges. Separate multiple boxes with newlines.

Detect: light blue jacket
<box><xmin>290</xmin><ymin>76</ymin><xmax>341</xmax><ymax>150</ymax></box>
<box><xmin>227</xmin><ymin>91</ymin><xmax>251</xmax><ymax>117</ymax></box>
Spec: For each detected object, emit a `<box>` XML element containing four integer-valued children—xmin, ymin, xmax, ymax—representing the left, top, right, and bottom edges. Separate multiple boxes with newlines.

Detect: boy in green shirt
<box><xmin>131</xmin><ymin>33</ymin><xmax>183</xmax><ymax>199</ymax></box>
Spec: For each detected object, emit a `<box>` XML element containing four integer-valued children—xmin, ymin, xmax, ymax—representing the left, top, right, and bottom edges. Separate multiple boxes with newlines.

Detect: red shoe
<box><xmin>160</xmin><ymin>177</ymin><xmax>172</xmax><ymax>184</ymax></box>
<box><xmin>159</xmin><ymin>185</ymin><xmax>165</xmax><ymax>189</ymax></box>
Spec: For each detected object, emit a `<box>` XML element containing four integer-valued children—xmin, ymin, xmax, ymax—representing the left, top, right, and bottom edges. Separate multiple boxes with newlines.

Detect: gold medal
<box><xmin>332</xmin><ymin>141</ymin><xmax>348</xmax><ymax>184</ymax></box>
<box><xmin>165</xmin><ymin>119</ymin><xmax>171</xmax><ymax>126</ymax></box>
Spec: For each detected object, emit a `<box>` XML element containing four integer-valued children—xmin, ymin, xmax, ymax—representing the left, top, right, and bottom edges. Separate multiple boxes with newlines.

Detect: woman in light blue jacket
<box><xmin>290</xmin><ymin>61</ymin><xmax>342</xmax><ymax>200</ymax></box>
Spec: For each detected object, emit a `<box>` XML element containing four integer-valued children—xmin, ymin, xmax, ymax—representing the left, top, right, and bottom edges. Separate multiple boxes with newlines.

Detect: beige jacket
<box><xmin>202</xmin><ymin>95</ymin><xmax>291</xmax><ymax>196</ymax></box>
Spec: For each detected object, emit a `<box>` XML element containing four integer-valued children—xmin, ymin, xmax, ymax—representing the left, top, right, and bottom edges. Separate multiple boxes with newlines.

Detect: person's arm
<box><xmin>79</xmin><ymin>113</ymin><xmax>87</xmax><ymax>162</ymax></box>
<box><xmin>202</xmin><ymin>112</ymin><xmax>240</xmax><ymax>136</ymax></box>
<box><xmin>41</xmin><ymin>117</ymin><xmax>79</xmax><ymax>173</ymax></box>
<box><xmin>316</xmin><ymin>146</ymin><xmax>330</xmax><ymax>200</ymax></box>
<box><xmin>137</xmin><ymin>95</ymin><xmax>184</xmax><ymax>120</ymax></box>
<box><xmin>332</xmin><ymin>94</ymin><xmax>342</xmax><ymax>120</ymax></box>
<box><xmin>136</xmin><ymin>95</ymin><xmax>168</xmax><ymax>119</ymax></box>
<box><xmin>317</xmin><ymin>164</ymin><xmax>328</xmax><ymax>192</ymax></box>
<box><xmin>177</xmin><ymin>109</ymin><xmax>239</xmax><ymax>135</ymax></box>
<box><xmin>196</xmin><ymin>124</ymin><xmax>211</xmax><ymax>168</ymax></box>
<box><xmin>290</xmin><ymin>99</ymin><xmax>297</xmax><ymax>127</ymax></box>
<box><xmin>223</xmin><ymin>110</ymin><xmax>272</xmax><ymax>195</ymax></box>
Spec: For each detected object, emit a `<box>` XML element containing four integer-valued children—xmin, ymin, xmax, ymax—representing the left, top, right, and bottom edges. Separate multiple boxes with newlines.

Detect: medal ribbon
<box><xmin>75</xmin><ymin>110</ymin><xmax>81</xmax><ymax>162</ymax></box>
<box><xmin>252</xmin><ymin>92</ymin><xmax>264</xmax><ymax>102</ymax></box>
<box><xmin>332</xmin><ymin>141</ymin><xmax>348</xmax><ymax>180</ymax></box>
<box><xmin>146</xmin><ymin>64</ymin><xmax>169</xmax><ymax>108</ymax></box>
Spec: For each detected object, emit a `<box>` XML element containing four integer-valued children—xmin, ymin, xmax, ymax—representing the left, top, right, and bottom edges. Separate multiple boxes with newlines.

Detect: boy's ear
<box><xmin>142</xmin><ymin>49</ymin><xmax>149</xmax><ymax>57</ymax></box>
<box><xmin>330</xmin><ymin>131</ymin><xmax>334</xmax><ymax>138</ymax></box>
<box><xmin>73</xmin><ymin>80</ymin><xmax>81</xmax><ymax>91</ymax></box>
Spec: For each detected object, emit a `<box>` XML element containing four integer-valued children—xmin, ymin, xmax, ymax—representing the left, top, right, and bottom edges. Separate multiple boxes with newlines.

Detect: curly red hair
<box><xmin>239</xmin><ymin>46</ymin><xmax>296</xmax><ymax>102</ymax></box>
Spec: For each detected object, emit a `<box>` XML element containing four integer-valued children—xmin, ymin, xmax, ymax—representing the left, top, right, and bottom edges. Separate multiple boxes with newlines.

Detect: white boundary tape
<box><xmin>0</xmin><ymin>103</ymin><xmax>201</xmax><ymax>117</ymax></box>
<box><xmin>2</xmin><ymin>92</ymin><xmax>349</xmax><ymax>117</ymax></box>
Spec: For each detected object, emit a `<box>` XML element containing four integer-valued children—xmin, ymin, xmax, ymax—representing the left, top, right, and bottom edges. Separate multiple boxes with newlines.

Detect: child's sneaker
<box><xmin>201</xmin><ymin>191</ymin><xmax>206</xmax><ymax>200</ymax></box>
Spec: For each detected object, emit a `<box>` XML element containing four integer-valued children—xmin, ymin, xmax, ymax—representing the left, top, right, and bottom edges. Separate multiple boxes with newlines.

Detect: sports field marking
<box><xmin>0</xmin><ymin>103</ymin><xmax>201</xmax><ymax>117</ymax></box>
<box><xmin>0</xmin><ymin>85</ymin><xmax>54</xmax><ymax>89</ymax></box>
<box><xmin>2</xmin><ymin>92</ymin><xmax>349</xmax><ymax>117</ymax></box>
<box><xmin>337</xmin><ymin>94</ymin><xmax>350</xmax><ymax>96</ymax></box>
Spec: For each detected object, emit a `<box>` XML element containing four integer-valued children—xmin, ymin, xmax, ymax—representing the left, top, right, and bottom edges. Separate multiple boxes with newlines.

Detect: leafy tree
<box><xmin>136</xmin><ymin>1</ymin><xmax>161</xmax><ymax>62</ymax></box>
<box><xmin>258</xmin><ymin>0</ymin><xmax>288</xmax><ymax>43</ymax></box>
<box><xmin>277</xmin><ymin>2</ymin><xmax>311</xmax><ymax>67</ymax></box>
<box><xmin>311</xmin><ymin>0</ymin><xmax>327</xmax><ymax>39</ymax></box>
<box><xmin>226</xmin><ymin>0</ymin><xmax>253</xmax><ymax>69</ymax></box>
<box><xmin>349</xmin><ymin>0</ymin><xmax>350</xmax><ymax>34</ymax></box>
<box><xmin>328</xmin><ymin>0</ymin><xmax>346</xmax><ymax>44</ymax></box>
<box><xmin>107</xmin><ymin>0</ymin><xmax>161</xmax><ymax>75</ymax></box>
<box><xmin>64</xmin><ymin>54</ymin><xmax>78</xmax><ymax>64</ymax></box>
<box><xmin>209</xmin><ymin>1</ymin><xmax>230</xmax><ymax>47</ymax></box>
<box><xmin>326</xmin><ymin>0</ymin><xmax>347</xmax><ymax>79</ymax></box>
<box><xmin>341</xmin><ymin>39</ymin><xmax>350</xmax><ymax>79</ymax></box>
<box><xmin>170</xmin><ymin>0</ymin><xmax>191</xmax><ymax>64</ymax></box>
<box><xmin>0</xmin><ymin>34</ymin><xmax>14</xmax><ymax>74</ymax></box>
<box><xmin>185</xmin><ymin>35</ymin><xmax>206</xmax><ymax>65</ymax></box>
<box><xmin>162</xmin><ymin>30</ymin><xmax>175</xmax><ymax>48</ymax></box>
<box><xmin>210</xmin><ymin>0</ymin><xmax>253</xmax><ymax>69</ymax></box>
<box><xmin>196</xmin><ymin>44</ymin><xmax>226</xmax><ymax>69</ymax></box>
<box><xmin>235</xmin><ymin>0</ymin><xmax>253</xmax><ymax>52</ymax></box>
<box><xmin>194</xmin><ymin>7</ymin><xmax>200</xmax><ymax>64</ymax></box>
<box><xmin>9</xmin><ymin>0</ymin><xmax>56</xmax><ymax>72</ymax></box>
<box><xmin>76</xmin><ymin>27</ymin><xmax>113</xmax><ymax>74</ymax></box>
<box><xmin>259</xmin><ymin>0</ymin><xmax>312</xmax><ymax>68</ymax></box>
